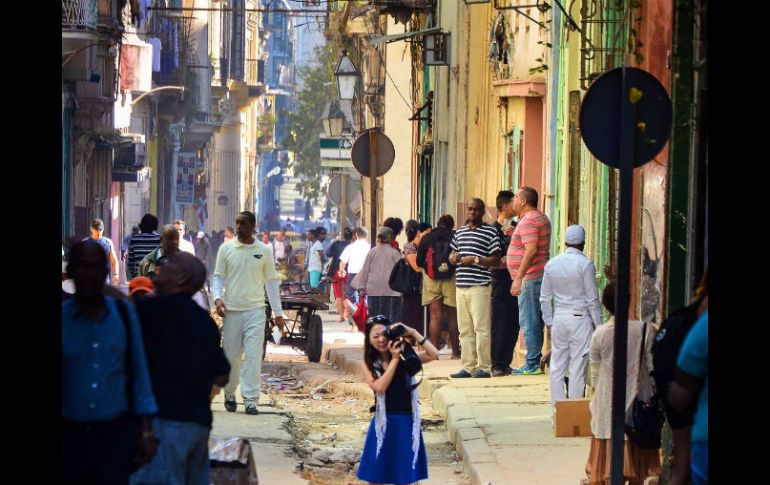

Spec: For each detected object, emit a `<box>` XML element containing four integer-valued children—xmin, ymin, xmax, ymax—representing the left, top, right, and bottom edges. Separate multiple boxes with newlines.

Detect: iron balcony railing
<box><xmin>62</xmin><ymin>0</ymin><xmax>97</xmax><ymax>31</ymax></box>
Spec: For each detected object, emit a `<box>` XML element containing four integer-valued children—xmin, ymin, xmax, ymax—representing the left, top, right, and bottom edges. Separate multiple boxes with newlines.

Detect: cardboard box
<box><xmin>554</xmin><ymin>398</ymin><xmax>593</xmax><ymax>437</ymax></box>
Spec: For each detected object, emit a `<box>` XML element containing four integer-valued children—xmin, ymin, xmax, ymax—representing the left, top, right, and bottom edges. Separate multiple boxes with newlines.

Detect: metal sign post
<box><xmin>368</xmin><ymin>129</ymin><xmax>378</xmax><ymax>246</ymax></box>
<box><xmin>579</xmin><ymin>66</ymin><xmax>672</xmax><ymax>485</ymax></box>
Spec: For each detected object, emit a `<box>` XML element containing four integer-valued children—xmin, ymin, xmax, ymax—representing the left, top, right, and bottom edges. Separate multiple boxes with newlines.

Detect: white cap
<box><xmin>565</xmin><ymin>224</ymin><xmax>585</xmax><ymax>245</ymax></box>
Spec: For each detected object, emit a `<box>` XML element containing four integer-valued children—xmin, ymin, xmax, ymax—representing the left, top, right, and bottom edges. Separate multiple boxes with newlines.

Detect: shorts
<box><xmin>331</xmin><ymin>273</ymin><xmax>344</xmax><ymax>299</ymax></box>
<box><xmin>421</xmin><ymin>274</ymin><xmax>456</xmax><ymax>307</ymax></box>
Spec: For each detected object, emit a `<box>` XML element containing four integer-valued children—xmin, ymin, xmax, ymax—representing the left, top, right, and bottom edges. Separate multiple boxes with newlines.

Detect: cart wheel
<box><xmin>305</xmin><ymin>314</ymin><xmax>323</xmax><ymax>363</ymax></box>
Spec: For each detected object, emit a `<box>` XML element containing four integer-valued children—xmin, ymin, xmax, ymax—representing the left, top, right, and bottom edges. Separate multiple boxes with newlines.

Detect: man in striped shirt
<box><xmin>127</xmin><ymin>213</ymin><xmax>161</xmax><ymax>280</ymax></box>
<box><xmin>507</xmin><ymin>187</ymin><xmax>552</xmax><ymax>375</ymax></box>
<box><xmin>447</xmin><ymin>198</ymin><xmax>501</xmax><ymax>379</ymax></box>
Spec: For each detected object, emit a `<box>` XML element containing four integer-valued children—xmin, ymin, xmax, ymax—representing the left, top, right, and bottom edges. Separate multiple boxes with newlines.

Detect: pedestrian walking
<box><xmin>127</xmin><ymin>214</ymin><xmax>161</xmax><ymax>280</ymax></box>
<box><xmin>339</xmin><ymin>227</ymin><xmax>371</xmax><ymax>316</ymax></box>
<box><xmin>539</xmin><ymin>225</ymin><xmax>603</xmax><ymax>408</ymax></box>
<box><xmin>212</xmin><ymin>211</ymin><xmax>285</xmax><ymax>415</ymax></box>
<box><xmin>174</xmin><ymin>220</ymin><xmax>196</xmax><ymax>255</ymax></box>
<box><xmin>137</xmin><ymin>225</ymin><xmax>179</xmax><ymax>279</ymax></box>
<box><xmin>326</xmin><ymin>227</ymin><xmax>353</xmax><ymax>322</ymax></box>
<box><xmin>507</xmin><ymin>186</ymin><xmax>552</xmax><ymax>375</ymax></box>
<box><xmin>86</xmin><ymin>218</ymin><xmax>120</xmax><ymax>286</ymax></box>
<box><xmin>357</xmin><ymin>316</ymin><xmax>439</xmax><ymax>485</ymax></box>
<box><xmin>131</xmin><ymin>252</ymin><xmax>230</xmax><ymax>485</ymax></box>
<box><xmin>351</xmin><ymin>227</ymin><xmax>403</xmax><ymax>324</ymax></box>
<box><xmin>62</xmin><ymin>240</ymin><xmax>158</xmax><ymax>485</ymax></box>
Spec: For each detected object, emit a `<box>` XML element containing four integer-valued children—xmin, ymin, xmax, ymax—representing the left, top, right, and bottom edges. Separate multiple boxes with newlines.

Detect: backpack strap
<box><xmin>115</xmin><ymin>299</ymin><xmax>134</xmax><ymax>414</ymax></box>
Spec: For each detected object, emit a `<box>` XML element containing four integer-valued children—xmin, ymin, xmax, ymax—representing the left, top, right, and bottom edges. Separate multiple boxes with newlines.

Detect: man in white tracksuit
<box><xmin>539</xmin><ymin>225</ymin><xmax>603</xmax><ymax>412</ymax></box>
<box><xmin>213</xmin><ymin>211</ymin><xmax>284</xmax><ymax>415</ymax></box>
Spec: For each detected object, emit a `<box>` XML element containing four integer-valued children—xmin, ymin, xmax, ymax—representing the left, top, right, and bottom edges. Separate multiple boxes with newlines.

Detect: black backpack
<box><xmin>651</xmin><ymin>302</ymin><xmax>700</xmax><ymax>397</ymax></box>
<box><xmin>425</xmin><ymin>237</ymin><xmax>455</xmax><ymax>280</ymax></box>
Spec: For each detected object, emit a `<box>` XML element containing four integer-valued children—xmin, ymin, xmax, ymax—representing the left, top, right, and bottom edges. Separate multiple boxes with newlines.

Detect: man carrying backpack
<box><xmin>417</xmin><ymin>214</ymin><xmax>459</xmax><ymax>357</ymax></box>
<box><xmin>653</xmin><ymin>270</ymin><xmax>708</xmax><ymax>485</ymax></box>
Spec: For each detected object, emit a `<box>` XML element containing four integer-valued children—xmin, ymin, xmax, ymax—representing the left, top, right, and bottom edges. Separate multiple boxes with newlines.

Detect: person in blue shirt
<box><xmin>62</xmin><ymin>239</ymin><xmax>158</xmax><ymax>485</ymax></box>
<box><xmin>669</xmin><ymin>308</ymin><xmax>709</xmax><ymax>485</ymax></box>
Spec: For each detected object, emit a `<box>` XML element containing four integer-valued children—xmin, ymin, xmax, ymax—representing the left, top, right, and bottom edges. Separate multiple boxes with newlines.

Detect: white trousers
<box><xmin>222</xmin><ymin>307</ymin><xmax>266</xmax><ymax>402</ymax></box>
<box><xmin>549</xmin><ymin>312</ymin><xmax>594</xmax><ymax>410</ymax></box>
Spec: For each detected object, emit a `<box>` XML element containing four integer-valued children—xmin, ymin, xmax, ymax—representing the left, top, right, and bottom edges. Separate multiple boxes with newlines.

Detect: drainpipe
<box><xmin>547</xmin><ymin>6</ymin><xmax>562</xmax><ymax>253</ymax></box>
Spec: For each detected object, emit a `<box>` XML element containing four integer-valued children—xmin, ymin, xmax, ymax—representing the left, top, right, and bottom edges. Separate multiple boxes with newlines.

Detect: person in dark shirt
<box><xmin>127</xmin><ymin>214</ymin><xmax>161</xmax><ymax>280</ymax></box>
<box><xmin>132</xmin><ymin>252</ymin><xmax>230</xmax><ymax>485</ymax></box>
<box><xmin>491</xmin><ymin>191</ymin><xmax>520</xmax><ymax>376</ymax></box>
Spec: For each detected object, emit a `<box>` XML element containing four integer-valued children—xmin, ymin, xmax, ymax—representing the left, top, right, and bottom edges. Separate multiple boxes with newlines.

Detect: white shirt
<box><xmin>307</xmin><ymin>240</ymin><xmax>324</xmax><ymax>271</ymax></box>
<box><xmin>273</xmin><ymin>240</ymin><xmax>287</xmax><ymax>260</ymax></box>
<box><xmin>539</xmin><ymin>247</ymin><xmax>603</xmax><ymax>328</ymax></box>
<box><xmin>339</xmin><ymin>239</ymin><xmax>371</xmax><ymax>274</ymax></box>
<box><xmin>212</xmin><ymin>239</ymin><xmax>282</xmax><ymax>313</ymax></box>
<box><xmin>179</xmin><ymin>238</ymin><xmax>196</xmax><ymax>255</ymax></box>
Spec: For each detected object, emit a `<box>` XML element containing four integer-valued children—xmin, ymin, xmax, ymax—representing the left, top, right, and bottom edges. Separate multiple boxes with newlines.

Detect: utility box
<box><xmin>554</xmin><ymin>399</ymin><xmax>593</xmax><ymax>437</ymax></box>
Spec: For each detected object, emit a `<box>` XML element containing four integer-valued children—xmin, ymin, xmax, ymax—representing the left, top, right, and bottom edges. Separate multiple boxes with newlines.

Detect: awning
<box><xmin>369</xmin><ymin>27</ymin><xmax>442</xmax><ymax>46</ymax></box>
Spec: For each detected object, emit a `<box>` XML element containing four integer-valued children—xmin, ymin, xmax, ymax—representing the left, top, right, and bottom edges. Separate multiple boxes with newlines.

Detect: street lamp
<box><xmin>334</xmin><ymin>49</ymin><xmax>360</xmax><ymax>101</ymax></box>
<box><xmin>322</xmin><ymin>99</ymin><xmax>345</xmax><ymax>137</ymax></box>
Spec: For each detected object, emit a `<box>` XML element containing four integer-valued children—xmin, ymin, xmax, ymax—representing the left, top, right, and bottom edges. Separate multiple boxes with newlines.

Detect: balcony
<box><xmin>62</xmin><ymin>0</ymin><xmax>98</xmax><ymax>37</ymax></box>
<box><xmin>371</xmin><ymin>0</ymin><xmax>435</xmax><ymax>24</ymax></box>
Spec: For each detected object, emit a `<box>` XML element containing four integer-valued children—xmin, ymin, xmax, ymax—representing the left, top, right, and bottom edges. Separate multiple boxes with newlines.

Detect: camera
<box><xmin>368</xmin><ymin>315</ymin><xmax>422</xmax><ymax>377</ymax></box>
<box><xmin>383</xmin><ymin>323</ymin><xmax>407</xmax><ymax>341</ymax></box>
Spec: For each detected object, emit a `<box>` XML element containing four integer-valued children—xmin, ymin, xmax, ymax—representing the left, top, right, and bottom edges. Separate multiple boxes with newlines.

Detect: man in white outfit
<box><xmin>539</xmin><ymin>225</ymin><xmax>603</xmax><ymax>412</ymax></box>
<box><xmin>212</xmin><ymin>211</ymin><xmax>284</xmax><ymax>415</ymax></box>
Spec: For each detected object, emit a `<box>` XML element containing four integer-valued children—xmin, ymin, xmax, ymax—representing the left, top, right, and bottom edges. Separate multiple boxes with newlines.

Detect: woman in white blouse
<box><xmin>585</xmin><ymin>282</ymin><xmax>661</xmax><ymax>485</ymax></box>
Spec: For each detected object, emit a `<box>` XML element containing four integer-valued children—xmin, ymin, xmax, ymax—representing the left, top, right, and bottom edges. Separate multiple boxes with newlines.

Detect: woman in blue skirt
<box><xmin>357</xmin><ymin>315</ymin><xmax>440</xmax><ymax>484</ymax></box>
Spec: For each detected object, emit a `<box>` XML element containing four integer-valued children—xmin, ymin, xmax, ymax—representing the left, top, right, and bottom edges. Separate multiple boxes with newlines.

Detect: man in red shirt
<box><xmin>506</xmin><ymin>186</ymin><xmax>552</xmax><ymax>374</ymax></box>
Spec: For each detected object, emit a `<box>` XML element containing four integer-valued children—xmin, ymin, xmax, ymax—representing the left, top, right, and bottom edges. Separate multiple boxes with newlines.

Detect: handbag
<box><xmin>625</xmin><ymin>322</ymin><xmax>666</xmax><ymax>449</ymax></box>
<box><xmin>351</xmin><ymin>294</ymin><xmax>368</xmax><ymax>332</ymax></box>
<box><xmin>388</xmin><ymin>259</ymin><xmax>421</xmax><ymax>296</ymax></box>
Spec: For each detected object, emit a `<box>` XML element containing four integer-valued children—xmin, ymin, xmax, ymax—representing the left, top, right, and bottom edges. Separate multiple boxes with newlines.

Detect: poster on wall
<box><xmin>175</xmin><ymin>152</ymin><xmax>197</xmax><ymax>204</ymax></box>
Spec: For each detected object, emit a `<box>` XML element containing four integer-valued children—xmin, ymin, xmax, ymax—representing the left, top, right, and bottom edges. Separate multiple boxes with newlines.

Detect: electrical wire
<box><xmin>361</xmin><ymin>14</ymin><xmax>413</xmax><ymax>112</ymax></box>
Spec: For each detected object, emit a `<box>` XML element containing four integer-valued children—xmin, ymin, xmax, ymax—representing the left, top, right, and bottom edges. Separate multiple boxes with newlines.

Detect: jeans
<box><xmin>691</xmin><ymin>441</ymin><xmax>708</xmax><ymax>485</ymax></box>
<box><xmin>131</xmin><ymin>418</ymin><xmax>210</xmax><ymax>485</ymax></box>
<box><xmin>61</xmin><ymin>415</ymin><xmax>138</xmax><ymax>485</ymax></box>
<box><xmin>519</xmin><ymin>276</ymin><xmax>545</xmax><ymax>370</ymax></box>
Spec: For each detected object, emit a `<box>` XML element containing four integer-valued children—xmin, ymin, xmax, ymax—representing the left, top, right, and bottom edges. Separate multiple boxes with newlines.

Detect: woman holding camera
<box><xmin>357</xmin><ymin>316</ymin><xmax>439</xmax><ymax>485</ymax></box>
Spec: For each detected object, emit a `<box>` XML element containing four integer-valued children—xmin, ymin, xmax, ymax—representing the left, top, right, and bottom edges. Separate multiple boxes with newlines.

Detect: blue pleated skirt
<box><xmin>356</xmin><ymin>413</ymin><xmax>428</xmax><ymax>484</ymax></box>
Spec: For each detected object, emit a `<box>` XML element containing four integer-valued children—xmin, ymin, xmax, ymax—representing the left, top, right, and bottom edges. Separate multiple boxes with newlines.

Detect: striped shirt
<box><xmin>127</xmin><ymin>232</ymin><xmax>161</xmax><ymax>279</ymax></box>
<box><xmin>450</xmin><ymin>224</ymin><xmax>501</xmax><ymax>287</ymax></box>
<box><xmin>506</xmin><ymin>209</ymin><xmax>551</xmax><ymax>281</ymax></box>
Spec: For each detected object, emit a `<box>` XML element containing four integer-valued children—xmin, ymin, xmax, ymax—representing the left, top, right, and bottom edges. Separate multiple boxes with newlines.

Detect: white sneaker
<box><xmin>272</xmin><ymin>327</ymin><xmax>282</xmax><ymax>346</ymax></box>
<box><xmin>439</xmin><ymin>346</ymin><xmax>452</xmax><ymax>355</ymax></box>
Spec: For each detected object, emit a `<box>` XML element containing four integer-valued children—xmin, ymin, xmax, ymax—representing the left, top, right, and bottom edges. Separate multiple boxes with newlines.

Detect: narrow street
<box><xmin>210</xmin><ymin>310</ymin><xmax>471</xmax><ymax>485</ymax></box>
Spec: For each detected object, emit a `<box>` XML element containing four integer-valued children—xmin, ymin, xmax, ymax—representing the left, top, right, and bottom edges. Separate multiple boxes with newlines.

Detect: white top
<box><xmin>307</xmin><ymin>240</ymin><xmax>325</xmax><ymax>271</ymax></box>
<box><xmin>273</xmin><ymin>240</ymin><xmax>288</xmax><ymax>260</ymax></box>
<box><xmin>339</xmin><ymin>239</ymin><xmax>371</xmax><ymax>274</ymax></box>
<box><xmin>179</xmin><ymin>238</ymin><xmax>196</xmax><ymax>255</ymax></box>
<box><xmin>211</xmin><ymin>239</ymin><xmax>282</xmax><ymax>313</ymax></box>
<box><xmin>539</xmin><ymin>247</ymin><xmax>603</xmax><ymax>328</ymax></box>
<box><xmin>589</xmin><ymin>318</ymin><xmax>655</xmax><ymax>439</ymax></box>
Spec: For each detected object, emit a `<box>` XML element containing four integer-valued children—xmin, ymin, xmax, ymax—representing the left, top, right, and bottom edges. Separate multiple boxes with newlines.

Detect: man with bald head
<box><xmin>137</xmin><ymin>224</ymin><xmax>179</xmax><ymax>279</ymax></box>
<box><xmin>132</xmin><ymin>252</ymin><xmax>230</xmax><ymax>485</ymax></box>
<box><xmin>62</xmin><ymin>240</ymin><xmax>158</xmax><ymax>484</ymax></box>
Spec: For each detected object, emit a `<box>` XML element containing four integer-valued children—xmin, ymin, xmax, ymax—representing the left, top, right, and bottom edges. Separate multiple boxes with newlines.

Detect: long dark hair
<box><xmin>404</xmin><ymin>219</ymin><xmax>419</xmax><ymax>242</ymax></box>
<box><xmin>363</xmin><ymin>319</ymin><xmax>386</xmax><ymax>378</ymax></box>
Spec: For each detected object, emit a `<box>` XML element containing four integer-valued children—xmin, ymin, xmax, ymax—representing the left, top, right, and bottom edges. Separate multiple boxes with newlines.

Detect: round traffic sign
<box><xmin>351</xmin><ymin>128</ymin><xmax>395</xmax><ymax>177</ymax></box>
<box><xmin>579</xmin><ymin>67</ymin><xmax>672</xmax><ymax>168</ymax></box>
